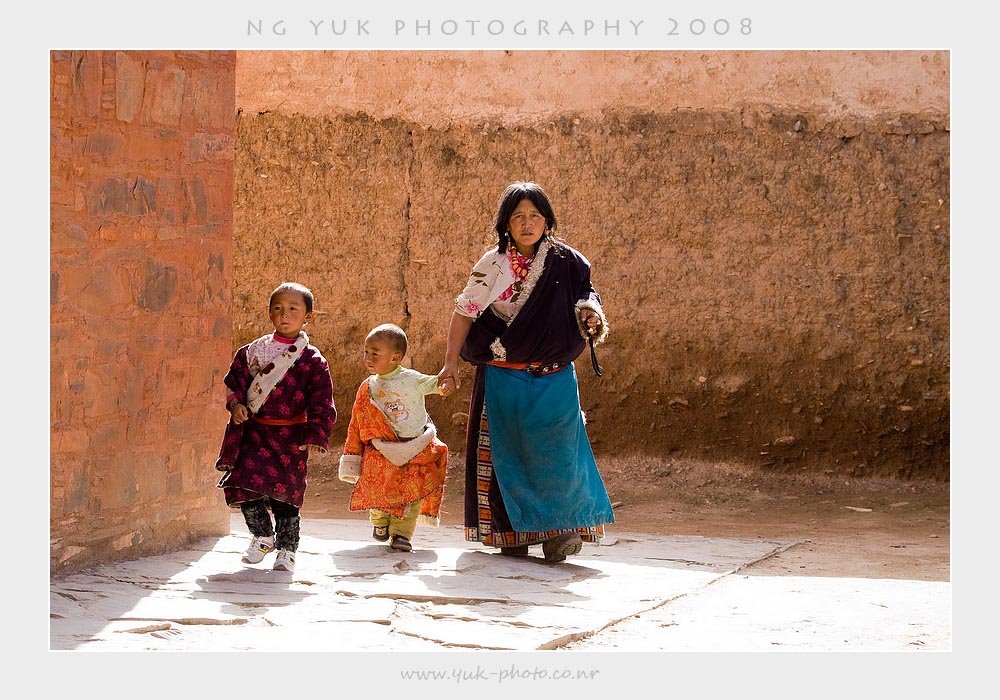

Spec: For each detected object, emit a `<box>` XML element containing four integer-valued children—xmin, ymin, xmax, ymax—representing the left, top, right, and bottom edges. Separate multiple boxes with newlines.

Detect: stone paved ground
<box><xmin>50</xmin><ymin>515</ymin><xmax>949</xmax><ymax>653</ymax></box>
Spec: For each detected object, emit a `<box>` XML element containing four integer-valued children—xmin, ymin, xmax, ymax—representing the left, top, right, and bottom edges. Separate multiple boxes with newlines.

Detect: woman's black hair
<box><xmin>269</xmin><ymin>282</ymin><xmax>314</xmax><ymax>313</ymax></box>
<box><xmin>493</xmin><ymin>181</ymin><xmax>558</xmax><ymax>254</ymax></box>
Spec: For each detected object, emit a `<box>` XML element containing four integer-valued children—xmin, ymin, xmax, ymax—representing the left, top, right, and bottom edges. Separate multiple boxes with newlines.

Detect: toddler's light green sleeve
<box><xmin>417</xmin><ymin>372</ymin><xmax>440</xmax><ymax>395</ymax></box>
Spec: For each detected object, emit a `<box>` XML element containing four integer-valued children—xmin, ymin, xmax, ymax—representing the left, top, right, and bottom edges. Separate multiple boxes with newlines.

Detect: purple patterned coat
<box><xmin>216</xmin><ymin>342</ymin><xmax>336</xmax><ymax>508</ymax></box>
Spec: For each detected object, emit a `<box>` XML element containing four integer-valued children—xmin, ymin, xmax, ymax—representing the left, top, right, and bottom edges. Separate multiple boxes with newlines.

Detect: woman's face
<box><xmin>507</xmin><ymin>198</ymin><xmax>547</xmax><ymax>256</ymax></box>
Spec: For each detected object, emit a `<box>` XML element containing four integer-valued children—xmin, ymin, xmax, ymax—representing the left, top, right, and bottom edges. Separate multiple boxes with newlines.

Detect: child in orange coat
<box><xmin>338</xmin><ymin>324</ymin><xmax>448</xmax><ymax>552</ymax></box>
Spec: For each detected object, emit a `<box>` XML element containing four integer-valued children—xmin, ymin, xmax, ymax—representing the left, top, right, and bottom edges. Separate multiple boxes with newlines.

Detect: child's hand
<box><xmin>438</xmin><ymin>367</ymin><xmax>459</xmax><ymax>397</ymax></box>
<box><xmin>230</xmin><ymin>402</ymin><xmax>249</xmax><ymax>424</ymax></box>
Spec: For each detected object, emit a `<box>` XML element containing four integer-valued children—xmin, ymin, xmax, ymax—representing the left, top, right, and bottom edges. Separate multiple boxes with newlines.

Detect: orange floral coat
<box><xmin>343</xmin><ymin>380</ymin><xmax>448</xmax><ymax>522</ymax></box>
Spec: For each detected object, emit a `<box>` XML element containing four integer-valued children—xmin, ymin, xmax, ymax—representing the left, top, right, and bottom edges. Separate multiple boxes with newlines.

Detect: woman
<box><xmin>438</xmin><ymin>181</ymin><xmax>614</xmax><ymax>563</ymax></box>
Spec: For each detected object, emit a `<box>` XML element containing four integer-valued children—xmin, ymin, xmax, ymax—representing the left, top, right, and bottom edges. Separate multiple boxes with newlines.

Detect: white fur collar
<box><xmin>372</xmin><ymin>423</ymin><xmax>437</xmax><ymax>466</ymax></box>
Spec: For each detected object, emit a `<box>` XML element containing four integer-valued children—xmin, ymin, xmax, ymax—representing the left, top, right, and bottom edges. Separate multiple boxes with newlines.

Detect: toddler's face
<box><xmin>269</xmin><ymin>290</ymin><xmax>311</xmax><ymax>338</ymax></box>
<box><xmin>363</xmin><ymin>338</ymin><xmax>401</xmax><ymax>376</ymax></box>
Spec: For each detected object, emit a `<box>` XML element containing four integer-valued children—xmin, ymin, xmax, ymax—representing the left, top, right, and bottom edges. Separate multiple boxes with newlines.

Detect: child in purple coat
<box><xmin>215</xmin><ymin>282</ymin><xmax>337</xmax><ymax>572</ymax></box>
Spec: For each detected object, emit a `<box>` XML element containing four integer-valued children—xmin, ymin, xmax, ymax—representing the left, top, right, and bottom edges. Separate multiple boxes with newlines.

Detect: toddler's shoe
<box><xmin>241</xmin><ymin>535</ymin><xmax>275</xmax><ymax>564</ymax></box>
<box><xmin>541</xmin><ymin>533</ymin><xmax>583</xmax><ymax>563</ymax></box>
<box><xmin>272</xmin><ymin>549</ymin><xmax>296</xmax><ymax>572</ymax></box>
<box><xmin>372</xmin><ymin>525</ymin><xmax>390</xmax><ymax>542</ymax></box>
<box><xmin>500</xmin><ymin>545</ymin><xmax>529</xmax><ymax>557</ymax></box>
<box><xmin>389</xmin><ymin>534</ymin><xmax>412</xmax><ymax>552</ymax></box>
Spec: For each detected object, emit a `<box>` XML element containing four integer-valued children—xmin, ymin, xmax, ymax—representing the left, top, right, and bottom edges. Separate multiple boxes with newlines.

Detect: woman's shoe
<box><xmin>500</xmin><ymin>545</ymin><xmax>529</xmax><ymax>557</ymax></box>
<box><xmin>542</xmin><ymin>533</ymin><xmax>583</xmax><ymax>563</ymax></box>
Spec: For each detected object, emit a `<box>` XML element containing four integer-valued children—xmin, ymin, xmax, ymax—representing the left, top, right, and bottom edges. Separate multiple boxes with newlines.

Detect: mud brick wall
<box><xmin>51</xmin><ymin>51</ymin><xmax>235</xmax><ymax>574</ymax></box>
<box><xmin>233</xmin><ymin>50</ymin><xmax>948</xmax><ymax>480</ymax></box>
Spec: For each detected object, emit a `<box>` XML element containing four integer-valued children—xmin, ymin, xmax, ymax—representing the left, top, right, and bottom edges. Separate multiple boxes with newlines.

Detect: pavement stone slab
<box><xmin>50</xmin><ymin>515</ymin><xmax>790</xmax><ymax>651</ymax></box>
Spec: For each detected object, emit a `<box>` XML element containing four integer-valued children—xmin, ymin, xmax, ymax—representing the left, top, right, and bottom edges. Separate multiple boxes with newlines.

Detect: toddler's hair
<box><xmin>366</xmin><ymin>323</ymin><xmax>407</xmax><ymax>356</ymax></box>
<box><xmin>269</xmin><ymin>282</ymin><xmax>314</xmax><ymax>312</ymax></box>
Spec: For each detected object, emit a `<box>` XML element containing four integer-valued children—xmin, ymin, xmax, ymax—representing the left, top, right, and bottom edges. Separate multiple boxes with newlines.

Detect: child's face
<box><xmin>269</xmin><ymin>290</ymin><xmax>312</xmax><ymax>338</ymax></box>
<box><xmin>363</xmin><ymin>338</ymin><xmax>402</xmax><ymax>376</ymax></box>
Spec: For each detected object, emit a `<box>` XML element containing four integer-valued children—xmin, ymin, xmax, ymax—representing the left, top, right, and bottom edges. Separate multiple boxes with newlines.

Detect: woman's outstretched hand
<box><xmin>439</xmin><ymin>312</ymin><xmax>474</xmax><ymax>397</ymax></box>
<box><xmin>438</xmin><ymin>365</ymin><xmax>460</xmax><ymax>396</ymax></box>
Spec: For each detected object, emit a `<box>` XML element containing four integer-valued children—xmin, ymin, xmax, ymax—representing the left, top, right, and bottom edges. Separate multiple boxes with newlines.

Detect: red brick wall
<box><xmin>50</xmin><ymin>51</ymin><xmax>235</xmax><ymax>574</ymax></box>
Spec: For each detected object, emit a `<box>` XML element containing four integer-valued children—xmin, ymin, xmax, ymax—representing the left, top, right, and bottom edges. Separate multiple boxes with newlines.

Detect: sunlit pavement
<box><xmin>50</xmin><ymin>515</ymin><xmax>949</xmax><ymax>651</ymax></box>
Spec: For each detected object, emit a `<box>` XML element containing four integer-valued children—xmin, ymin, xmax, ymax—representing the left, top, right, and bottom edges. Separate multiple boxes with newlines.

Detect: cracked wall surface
<box><xmin>233</xmin><ymin>51</ymin><xmax>948</xmax><ymax>480</ymax></box>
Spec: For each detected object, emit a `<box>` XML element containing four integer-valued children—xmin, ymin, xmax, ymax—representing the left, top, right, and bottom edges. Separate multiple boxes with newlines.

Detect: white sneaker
<box><xmin>273</xmin><ymin>549</ymin><xmax>296</xmax><ymax>572</ymax></box>
<box><xmin>241</xmin><ymin>535</ymin><xmax>275</xmax><ymax>564</ymax></box>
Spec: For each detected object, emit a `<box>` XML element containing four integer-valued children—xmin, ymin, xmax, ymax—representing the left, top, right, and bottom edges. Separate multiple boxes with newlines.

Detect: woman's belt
<box><xmin>488</xmin><ymin>360</ymin><xmax>569</xmax><ymax>376</ymax></box>
<box><xmin>251</xmin><ymin>413</ymin><xmax>307</xmax><ymax>426</ymax></box>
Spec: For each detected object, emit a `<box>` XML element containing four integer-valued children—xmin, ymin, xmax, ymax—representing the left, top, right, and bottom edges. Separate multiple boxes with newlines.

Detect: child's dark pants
<box><xmin>240</xmin><ymin>497</ymin><xmax>300</xmax><ymax>551</ymax></box>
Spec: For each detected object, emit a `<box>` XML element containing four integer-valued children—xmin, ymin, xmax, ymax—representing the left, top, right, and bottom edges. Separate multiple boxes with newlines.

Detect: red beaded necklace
<box><xmin>508</xmin><ymin>246</ymin><xmax>533</xmax><ymax>281</ymax></box>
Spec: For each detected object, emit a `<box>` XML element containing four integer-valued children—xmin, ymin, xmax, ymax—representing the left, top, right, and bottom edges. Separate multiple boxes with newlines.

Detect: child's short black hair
<box><xmin>366</xmin><ymin>323</ymin><xmax>407</xmax><ymax>356</ymax></box>
<box><xmin>269</xmin><ymin>282</ymin><xmax>314</xmax><ymax>312</ymax></box>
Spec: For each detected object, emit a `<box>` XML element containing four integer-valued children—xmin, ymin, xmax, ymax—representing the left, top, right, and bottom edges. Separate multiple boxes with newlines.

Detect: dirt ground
<box><xmin>302</xmin><ymin>452</ymin><xmax>950</xmax><ymax>582</ymax></box>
